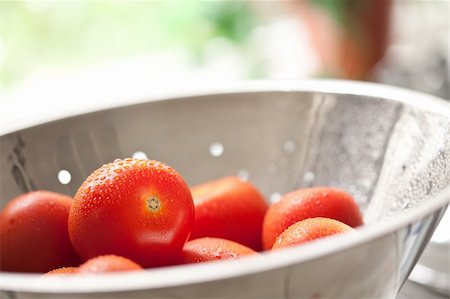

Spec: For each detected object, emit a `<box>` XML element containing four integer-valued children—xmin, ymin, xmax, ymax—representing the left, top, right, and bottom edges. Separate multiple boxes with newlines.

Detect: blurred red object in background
<box><xmin>297</xmin><ymin>0</ymin><xmax>392</xmax><ymax>80</ymax></box>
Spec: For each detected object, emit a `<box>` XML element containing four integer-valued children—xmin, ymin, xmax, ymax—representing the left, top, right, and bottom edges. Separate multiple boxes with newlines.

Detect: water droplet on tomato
<box><xmin>237</xmin><ymin>169</ymin><xmax>249</xmax><ymax>181</ymax></box>
<box><xmin>270</xmin><ymin>192</ymin><xmax>282</xmax><ymax>204</ymax></box>
<box><xmin>132</xmin><ymin>151</ymin><xmax>148</xmax><ymax>159</ymax></box>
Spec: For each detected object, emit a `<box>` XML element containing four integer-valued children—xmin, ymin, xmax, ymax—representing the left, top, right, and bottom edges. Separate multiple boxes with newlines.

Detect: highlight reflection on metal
<box><xmin>0</xmin><ymin>81</ymin><xmax>449</xmax><ymax>299</ymax></box>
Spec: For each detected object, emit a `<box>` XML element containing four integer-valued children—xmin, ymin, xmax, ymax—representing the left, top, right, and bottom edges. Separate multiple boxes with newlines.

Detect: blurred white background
<box><xmin>1</xmin><ymin>1</ymin><xmax>448</xmax><ymax>123</ymax></box>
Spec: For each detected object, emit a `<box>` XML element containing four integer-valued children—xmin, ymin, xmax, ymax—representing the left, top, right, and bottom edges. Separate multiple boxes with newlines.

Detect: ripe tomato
<box><xmin>0</xmin><ymin>191</ymin><xmax>81</xmax><ymax>273</ymax></box>
<box><xmin>190</xmin><ymin>176</ymin><xmax>268</xmax><ymax>251</ymax></box>
<box><xmin>179</xmin><ymin>237</ymin><xmax>257</xmax><ymax>264</ymax></box>
<box><xmin>69</xmin><ymin>158</ymin><xmax>194</xmax><ymax>268</ymax></box>
<box><xmin>272</xmin><ymin>217</ymin><xmax>355</xmax><ymax>249</ymax></box>
<box><xmin>262</xmin><ymin>187</ymin><xmax>363</xmax><ymax>250</ymax></box>
<box><xmin>78</xmin><ymin>255</ymin><xmax>143</xmax><ymax>273</ymax></box>
<box><xmin>44</xmin><ymin>267</ymin><xmax>78</xmax><ymax>276</ymax></box>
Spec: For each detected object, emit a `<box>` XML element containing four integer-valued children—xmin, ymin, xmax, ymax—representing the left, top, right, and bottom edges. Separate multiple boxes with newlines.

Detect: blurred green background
<box><xmin>0</xmin><ymin>1</ymin><xmax>448</xmax><ymax>98</ymax></box>
<box><xmin>0</xmin><ymin>1</ymin><xmax>266</xmax><ymax>92</ymax></box>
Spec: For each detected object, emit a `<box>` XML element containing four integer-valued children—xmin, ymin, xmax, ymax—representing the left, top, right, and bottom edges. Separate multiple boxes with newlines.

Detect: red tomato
<box><xmin>272</xmin><ymin>217</ymin><xmax>355</xmax><ymax>249</ymax></box>
<box><xmin>78</xmin><ymin>255</ymin><xmax>143</xmax><ymax>273</ymax></box>
<box><xmin>179</xmin><ymin>237</ymin><xmax>257</xmax><ymax>264</ymax></box>
<box><xmin>190</xmin><ymin>176</ymin><xmax>268</xmax><ymax>251</ymax></box>
<box><xmin>69</xmin><ymin>158</ymin><xmax>194</xmax><ymax>268</ymax></box>
<box><xmin>0</xmin><ymin>191</ymin><xmax>81</xmax><ymax>273</ymax></box>
<box><xmin>44</xmin><ymin>267</ymin><xmax>78</xmax><ymax>276</ymax></box>
<box><xmin>262</xmin><ymin>187</ymin><xmax>363</xmax><ymax>250</ymax></box>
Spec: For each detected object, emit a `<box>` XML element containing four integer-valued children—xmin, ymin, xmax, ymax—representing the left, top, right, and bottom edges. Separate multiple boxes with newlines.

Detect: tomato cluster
<box><xmin>0</xmin><ymin>158</ymin><xmax>363</xmax><ymax>275</ymax></box>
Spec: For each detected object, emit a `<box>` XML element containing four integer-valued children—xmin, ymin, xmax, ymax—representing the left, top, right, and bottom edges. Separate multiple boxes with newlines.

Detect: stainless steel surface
<box><xmin>0</xmin><ymin>81</ymin><xmax>449</xmax><ymax>299</ymax></box>
<box><xmin>398</xmin><ymin>280</ymin><xmax>450</xmax><ymax>299</ymax></box>
<box><xmin>407</xmin><ymin>207</ymin><xmax>450</xmax><ymax>296</ymax></box>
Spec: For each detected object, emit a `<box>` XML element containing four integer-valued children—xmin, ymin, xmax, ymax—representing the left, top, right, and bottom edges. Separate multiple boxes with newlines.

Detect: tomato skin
<box><xmin>272</xmin><ymin>217</ymin><xmax>355</xmax><ymax>249</ymax></box>
<box><xmin>0</xmin><ymin>191</ymin><xmax>81</xmax><ymax>273</ymax></box>
<box><xmin>190</xmin><ymin>176</ymin><xmax>268</xmax><ymax>251</ymax></box>
<box><xmin>44</xmin><ymin>267</ymin><xmax>78</xmax><ymax>275</ymax></box>
<box><xmin>179</xmin><ymin>237</ymin><xmax>257</xmax><ymax>264</ymax></box>
<box><xmin>78</xmin><ymin>255</ymin><xmax>143</xmax><ymax>273</ymax></box>
<box><xmin>262</xmin><ymin>187</ymin><xmax>363</xmax><ymax>250</ymax></box>
<box><xmin>69</xmin><ymin>158</ymin><xmax>194</xmax><ymax>268</ymax></box>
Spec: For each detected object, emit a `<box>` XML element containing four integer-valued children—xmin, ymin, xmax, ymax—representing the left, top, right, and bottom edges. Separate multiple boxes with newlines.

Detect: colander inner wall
<box><xmin>1</xmin><ymin>91</ymin><xmax>449</xmax><ymax>223</ymax></box>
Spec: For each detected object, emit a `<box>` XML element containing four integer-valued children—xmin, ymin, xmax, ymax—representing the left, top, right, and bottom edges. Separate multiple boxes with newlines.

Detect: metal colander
<box><xmin>0</xmin><ymin>81</ymin><xmax>449</xmax><ymax>299</ymax></box>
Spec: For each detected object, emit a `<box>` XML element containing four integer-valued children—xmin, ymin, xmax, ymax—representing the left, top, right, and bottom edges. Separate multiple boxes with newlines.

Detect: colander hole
<box><xmin>132</xmin><ymin>151</ymin><xmax>148</xmax><ymax>159</ymax></box>
<box><xmin>303</xmin><ymin>171</ymin><xmax>315</xmax><ymax>183</ymax></box>
<box><xmin>283</xmin><ymin>140</ymin><xmax>296</xmax><ymax>153</ymax></box>
<box><xmin>237</xmin><ymin>169</ymin><xmax>249</xmax><ymax>181</ymax></box>
<box><xmin>58</xmin><ymin>170</ymin><xmax>72</xmax><ymax>185</ymax></box>
<box><xmin>270</xmin><ymin>192</ymin><xmax>282</xmax><ymax>204</ymax></box>
<box><xmin>209</xmin><ymin>142</ymin><xmax>224</xmax><ymax>157</ymax></box>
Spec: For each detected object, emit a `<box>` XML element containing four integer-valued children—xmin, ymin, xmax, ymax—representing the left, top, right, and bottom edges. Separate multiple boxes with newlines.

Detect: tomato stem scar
<box><xmin>146</xmin><ymin>196</ymin><xmax>161</xmax><ymax>212</ymax></box>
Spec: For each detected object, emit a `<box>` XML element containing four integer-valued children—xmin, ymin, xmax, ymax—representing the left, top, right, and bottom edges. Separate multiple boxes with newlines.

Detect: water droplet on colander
<box><xmin>209</xmin><ymin>142</ymin><xmax>224</xmax><ymax>157</ymax></box>
<box><xmin>359</xmin><ymin>195</ymin><xmax>369</xmax><ymax>205</ymax></box>
<box><xmin>237</xmin><ymin>169</ymin><xmax>249</xmax><ymax>181</ymax></box>
<box><xmin>270</xmin><ymin>192</ymin><xmax>282</xmax><ymax>204</ymax></box>
<box><xmin>283</xmin><ymin>140</ymin><xmax>296</xmax><ymax>153</ymax></box>
<box><xmin>348</xmin><ymin>185</ymin><xmax>358</xmax><ymax>195</ymax></box>
<box><xmin>57</xmin><ymin>170</ymin><xmax>71</xmax><ymax>185</ymax></box>
<box><xmin>395</xmin><ymin>196</ymin><xmax>410</xmax><ymax>210</ymax></box>
<box><xmin>360</xmin><ymin>178</ymin><xmax>372</xmax><ymax>189</ymax></box>
<box><xmin>132</xmin><ymin>151</ymin><xmax>147</xmax><ymax>160</ymax></box>
<box><xmin>370</xmin><ymin>149</ymin><xmax>381</xmax><ymax>159</ymax></box>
